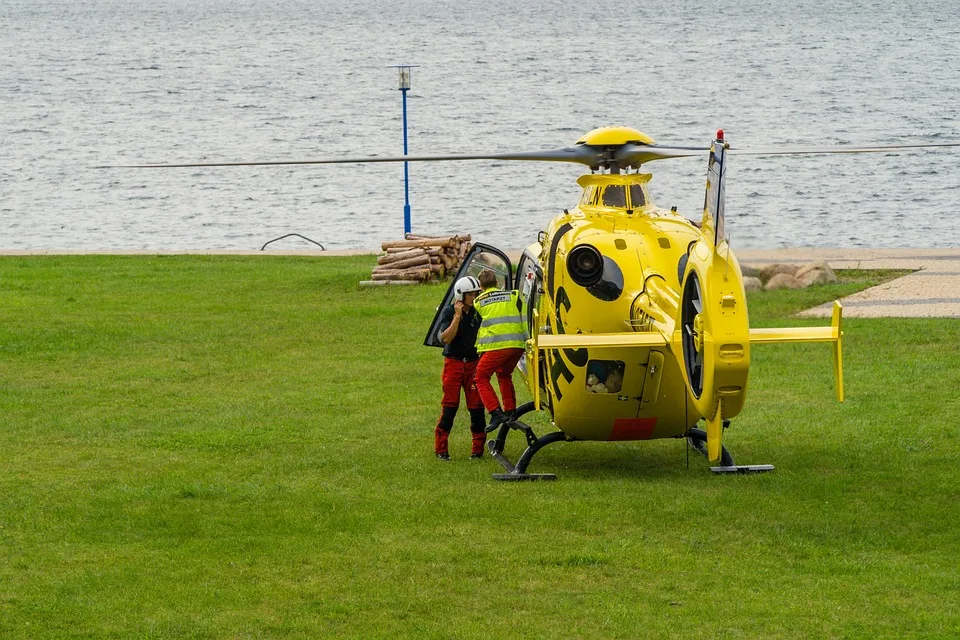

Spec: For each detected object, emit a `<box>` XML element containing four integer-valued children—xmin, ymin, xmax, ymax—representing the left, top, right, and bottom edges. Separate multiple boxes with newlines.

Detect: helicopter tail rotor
<box><xmin>677</xmin><ymin>131</ymin><xmax>750</xmax><ymax>462</ymax></box>
<box><xmin>680</xmin><ymin>131</ymin><xmax>849</xmax><ymax>462</ymax></box>
<box><xmin>679</xmin><ymin>246</ymin><xmax>751</xmax><ymax>462</ymax></box>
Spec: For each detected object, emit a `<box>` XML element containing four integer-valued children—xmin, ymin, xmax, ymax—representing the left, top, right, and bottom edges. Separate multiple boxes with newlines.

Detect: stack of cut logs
<box><xmin>366</xmin><ymin>234</ymin><xmax>472</xmax><ymax>284</ymax></box>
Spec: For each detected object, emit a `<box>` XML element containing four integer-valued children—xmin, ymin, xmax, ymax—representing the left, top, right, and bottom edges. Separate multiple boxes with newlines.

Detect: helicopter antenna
<box><xmin>724</xmin><ymin>236</ymin><xmax>731</xmax><ymax>280</ymax></box>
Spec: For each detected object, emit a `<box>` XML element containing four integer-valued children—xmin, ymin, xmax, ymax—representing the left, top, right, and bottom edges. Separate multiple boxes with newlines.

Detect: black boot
<box><xmin>434</xmin><ymin>406</ymin><xmax>457</xmax><ymax>458</ymax></box>
<box><xmin>484</xmin><ymin>408</ymin><xmax>508</xmax><ymax>433</ymax></box>
<box><xmin>469</xmin><ymin>408</ymin><xmax>487</xmax><ymax>458</ymax></box>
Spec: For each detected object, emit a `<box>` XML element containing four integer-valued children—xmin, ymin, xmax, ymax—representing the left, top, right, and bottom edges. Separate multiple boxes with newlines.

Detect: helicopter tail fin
<box><xmin>700</xmin><ymin>131</ymin><xmax>728</xmax><ymax>249</ymax></box>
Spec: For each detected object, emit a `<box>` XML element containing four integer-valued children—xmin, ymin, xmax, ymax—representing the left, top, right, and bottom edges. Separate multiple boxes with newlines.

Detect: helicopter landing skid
<box><xmin>487</xmin><ymin>418</ymin><xmax>564</xmax><ymax>481</ymax></box>
<box><xmin>710</xmin><ymin>464</ymin><xmax>775</xmax><ymax>474</ymax></box>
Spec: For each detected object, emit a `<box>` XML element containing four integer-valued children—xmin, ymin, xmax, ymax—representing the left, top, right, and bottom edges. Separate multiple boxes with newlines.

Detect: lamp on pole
<box><xmin>395</xmin><ymin>65</ymin><xmax>418</xmax><ymax>235</ymax></box>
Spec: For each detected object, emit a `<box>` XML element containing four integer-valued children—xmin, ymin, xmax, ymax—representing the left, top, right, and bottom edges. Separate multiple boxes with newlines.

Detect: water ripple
<box><xmin>2</xmin><ymin>0</ymin><xmax>959</xmax><ymax>250</ymax></box>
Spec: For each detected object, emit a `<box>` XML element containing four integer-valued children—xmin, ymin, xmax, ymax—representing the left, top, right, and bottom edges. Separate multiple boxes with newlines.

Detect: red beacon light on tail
<box><xmin>716</xmin><ymin>129</ymin><xmax>724</xmax><ymax>142</ymax></box>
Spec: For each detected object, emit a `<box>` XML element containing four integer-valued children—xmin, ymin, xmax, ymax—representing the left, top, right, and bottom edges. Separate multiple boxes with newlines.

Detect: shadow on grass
<box><xmin>488</xmin><ymin>437</ymin><xmax>718</xmax><ymax>481</ymax></box>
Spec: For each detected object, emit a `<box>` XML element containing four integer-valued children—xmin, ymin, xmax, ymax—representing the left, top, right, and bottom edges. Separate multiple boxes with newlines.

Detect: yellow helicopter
<box><xmin>425</xmin><ymin>127</ymin><xmax>846</xmax><ymax>480</ymax></box>
<box><xmin>125</xmin><ymin>126</ymin><xmax>960</xmax><ymax>480</ymax></box>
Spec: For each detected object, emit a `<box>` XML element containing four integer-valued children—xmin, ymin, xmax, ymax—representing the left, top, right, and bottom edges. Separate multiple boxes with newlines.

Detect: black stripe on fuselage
<box><xmin>547</xmin><ymin>222</ymin><xmax>574</xmax><ymax>298</ymax></box>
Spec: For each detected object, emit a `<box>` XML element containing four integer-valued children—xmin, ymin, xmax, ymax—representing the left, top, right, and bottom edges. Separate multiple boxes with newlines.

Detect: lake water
<box><xmin>3</xmin><ymin>0</ymin><xmax>960</xmax><ymax>251</ymax></box>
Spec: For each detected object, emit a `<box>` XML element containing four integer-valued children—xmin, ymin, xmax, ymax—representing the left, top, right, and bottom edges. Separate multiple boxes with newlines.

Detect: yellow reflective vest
<box><xmin>475</xmin><ymin>287</ymin><xmax>526</xmax><ymax>353</ymax></box>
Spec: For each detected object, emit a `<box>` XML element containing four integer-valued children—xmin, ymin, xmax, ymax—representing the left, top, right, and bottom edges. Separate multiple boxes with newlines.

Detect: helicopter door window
<box><xmin>423</xmin><ymin>243</ymin><xmax>513</xmax><ymax>348</ymax></box>
<box><xmin>516</xmin><ymin>253</ymin><xmax>538</xmax><ymax>299</ymax></box>
<box><xmin>629</xmin><ymin>185</ymin><xmax>646</xmax><ymax>208</ymax></box>
<box><xmin>465</xmin><ymin>253</ymin><xmax>510</xmax><ymax>289</ymax></box>
<box><xmin>580</xmin><ymin>186</ymin><xmax>599</xmax><ymax>206</ymax></box>
<box><xmin>527</xmin><ymin>280</ymin><xmax>541</xmax><ymax>337</ymax></box>
<box><xmin>586</xmin><ymin>360</ymin><xmax>625</xmax><ymax>394</ymax></box>
<box><xmin>515</xmin><ymin>252</ymin><xmax>542</xmax><ymax>338</ymax></box>
<box><xmin>602</xmin><ymin>186</ymin><xmax>626</xmax><ymax>208</ymax></box>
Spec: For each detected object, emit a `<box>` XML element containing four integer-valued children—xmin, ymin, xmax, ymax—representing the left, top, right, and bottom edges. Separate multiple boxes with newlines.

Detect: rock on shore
<box><xmin>743</xmin><ymin>260</ymin><xmax>838</xmax><ymax>291</ymax></box>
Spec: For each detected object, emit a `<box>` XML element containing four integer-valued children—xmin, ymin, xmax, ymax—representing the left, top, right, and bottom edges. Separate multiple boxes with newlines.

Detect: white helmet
<box><xmin>454</xmin><ymin>276</ymin><xmax>482</xmax><ymax>302</ymax></box>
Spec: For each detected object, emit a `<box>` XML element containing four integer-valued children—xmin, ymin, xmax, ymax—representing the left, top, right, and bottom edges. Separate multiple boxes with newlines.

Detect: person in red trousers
<box><xmin>473</xmin><ymin>269</ymin><xmax>526</xmax><ymax>432</ymax></box>
<box><xmin>434</xmin><ymin>276</ymin><xmax>487</xmax><ymax>461</ymax></box>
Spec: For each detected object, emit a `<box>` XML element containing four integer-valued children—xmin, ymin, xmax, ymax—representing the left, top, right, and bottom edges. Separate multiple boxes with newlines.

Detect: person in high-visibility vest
<box><xmin>473</xmin><ymin>269</ymin><xmax>526</xmax><ymax>431</ymax></box>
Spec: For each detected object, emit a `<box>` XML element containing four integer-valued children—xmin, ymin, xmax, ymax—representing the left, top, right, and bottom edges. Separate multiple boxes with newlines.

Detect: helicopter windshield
<box><xmin>629</xmin><ymin>184</ymin><xmax>646</xmax><ymax>207</ymax></box>
<box><xmin>602</xmin><ymin>185</ymin><xmax>626</xmax><ymax>207</ymax></box>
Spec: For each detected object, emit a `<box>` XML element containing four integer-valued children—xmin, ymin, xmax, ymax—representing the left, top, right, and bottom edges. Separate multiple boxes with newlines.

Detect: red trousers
<box><xmin>440</xmin><ymin>358</ymin><xmax>482</xmax><ymax>409</ymax></box>
<box><xmin>435</xmin><ymin>358</ymin><xmax>486</xmax><ymax>456</ymax></box>
<box><xmin>475</xmin><ymin>348</ymin><xmax>525</xmax><ymax>413</ymax></box>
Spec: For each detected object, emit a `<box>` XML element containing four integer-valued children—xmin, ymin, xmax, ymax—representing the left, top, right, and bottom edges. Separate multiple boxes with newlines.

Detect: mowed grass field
<box><xmin>1</xmin><ymin>255</ymin><xmax>957</xmax><ymax>639</ymax></box>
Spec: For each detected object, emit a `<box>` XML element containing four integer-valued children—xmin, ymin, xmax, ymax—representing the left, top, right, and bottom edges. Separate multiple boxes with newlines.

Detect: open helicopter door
<box><xmin>423</xmin><ymin>243</ymin><xmax>514</xmax><ymax>348</ymax></box>
<box><xmin>514</xmin><ymin>247</ymin><xmax>548</xmax><ymax>409</ymax></box>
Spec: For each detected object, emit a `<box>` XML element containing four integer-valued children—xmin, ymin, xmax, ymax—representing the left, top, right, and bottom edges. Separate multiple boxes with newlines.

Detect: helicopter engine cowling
<box><xmin>679</xmin><ymin>238</ymin><xmax>751</xmax><ymax>462</ymax></box>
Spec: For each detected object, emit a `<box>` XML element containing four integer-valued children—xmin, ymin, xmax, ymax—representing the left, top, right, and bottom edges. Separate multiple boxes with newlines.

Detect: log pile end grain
<box><xmin>366</xmin><ymin>234</ymin><xmax>472</xmax><ymax>284</ymax></box>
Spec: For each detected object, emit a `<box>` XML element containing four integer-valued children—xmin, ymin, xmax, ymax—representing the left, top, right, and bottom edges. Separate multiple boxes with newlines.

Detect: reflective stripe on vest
<box><xmin>477</xmin><ymin>333</ymin><xmax>526</xmax><ymax>346</ymax></box>
<box><xmin>476</xmin><ymin>288</ymin><xmax>526</xmax><ymax>352</ymax></box>
<box><xmin>483</xmin><ymin>315</ymin><xmax>522</xmax><ymax>327</ymax></box>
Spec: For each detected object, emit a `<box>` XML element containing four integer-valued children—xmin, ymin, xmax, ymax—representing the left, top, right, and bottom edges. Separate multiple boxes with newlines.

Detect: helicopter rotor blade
<box><xmin>101</xmin><ymin>137</ymin><xmax>960</xmax><ymax>170</ymax></box>
<box><xmin>727</xmin><ymin>141</ymin><xmax>960</xmax><ymax>157</ymax></box>
<box><xmin>613</xmin><ymin>140</ymin><xmax>960</xmax><ymax>165</ymax></box>
<box><xmin>103</xmin><ymin>146</ymin><xmax>605</xmax><ymax>169</ymax></box>
<box><xmin>691</xmin><ymin>297</ymin><xmax>703</xmax><ymax>315</ymax></box>
<box><xmin>692</xmin><ymin>277</ymin><xmax>703</xmax><ymax>314</ymax></box>
<box><xmin>614</xmin><ymin>143</ymin><xmax>710</xmax><ymax>167</ymax></box>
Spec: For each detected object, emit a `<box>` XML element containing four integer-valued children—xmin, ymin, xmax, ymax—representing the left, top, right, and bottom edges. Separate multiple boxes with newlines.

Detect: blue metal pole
<box><xmin>401</xmin><ymin>86</ymin><xmax>411</xmax><ymax>235</ymax></box>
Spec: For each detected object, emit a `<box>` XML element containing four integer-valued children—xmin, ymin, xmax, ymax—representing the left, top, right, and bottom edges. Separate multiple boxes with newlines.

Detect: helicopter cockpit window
<box><xmin>464</xmin><ymin>252</ymin><xmax>509</xmax><ymax>289</ymax></box>
<box><xmin>586</xmin><ymin>360</ymin><xmax>625</xmax><ymax>394</ymax></box>
<box><xmin>602</xmin><ymin>185</ymin><xmax>626</xmax><ymax>208</ymax></box>
<box><xmin>629</xmin><ymin>185</ymin><xmax>646</xmax><ymax>208</ymax></box>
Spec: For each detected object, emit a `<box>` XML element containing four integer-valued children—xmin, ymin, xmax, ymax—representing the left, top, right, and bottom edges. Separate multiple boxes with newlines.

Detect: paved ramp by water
<box><xmin>737</xmin><ymin>249</ymin><xmax>960</xmax><ymax>319</ymax></box>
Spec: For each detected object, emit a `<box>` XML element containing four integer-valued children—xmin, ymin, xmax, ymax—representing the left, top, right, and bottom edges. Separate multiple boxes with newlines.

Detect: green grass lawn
<box><xmin>1</xmin><ymin>256</ymin><xmax>957</xmax><ymax>639</ymax></box>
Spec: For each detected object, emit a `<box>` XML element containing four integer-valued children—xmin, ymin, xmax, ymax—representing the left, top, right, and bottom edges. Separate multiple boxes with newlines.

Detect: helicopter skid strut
<box><xmin>686</xmin><ymin>426</ymin><xmax>775</xmax><ymax>474</ymax></box>
<box><xmin>487</xmin><ymin>404</ymin><xmax>563</xmax><ymax>481</ymax></box>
